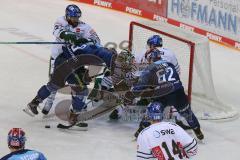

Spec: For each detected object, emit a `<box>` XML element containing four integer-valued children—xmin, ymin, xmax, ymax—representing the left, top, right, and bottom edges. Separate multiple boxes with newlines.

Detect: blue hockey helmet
<box><xmin>8</xmin><ymin>128</ymin><xmax>26</xmax><ymax>149</ymax></box>
<box><xmin>146</xmin><ymin>102</ymin><xmax>165</xmax><ymax>121</ymax></box>
<box><xmin>65</xmin><ymin>4</ymin><xmax>82</xmax><ymax>27</ymax></box>
<box><xmin>147</xmin><ymin>35</ymin><xmax>163</xmax><ymax>48</ymax></box>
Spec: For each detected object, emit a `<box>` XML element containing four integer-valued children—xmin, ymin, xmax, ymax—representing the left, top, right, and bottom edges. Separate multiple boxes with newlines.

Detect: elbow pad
<box><xmin>184</xmin><ymin>138</ymin><xmax>198</xmax><ymax>158</ymax></box>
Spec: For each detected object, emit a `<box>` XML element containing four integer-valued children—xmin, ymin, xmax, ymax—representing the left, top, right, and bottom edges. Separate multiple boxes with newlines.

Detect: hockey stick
<box><xmin>57</xmin><ymin>122</ymin><xmax>77</xmax><ymax>129</ymax></box>
<box><xmin>56</xmin><ymin>89</ymin><xmax>119</xmax><ymax>129</ymax></box>
<box><xmin>57</xmin><ymin>101</ymin><xmax>93</xmax><ymax>129</ymax></box>
<box><xmin>57</xmin><ymin>82</ymin><xmax>174</xmax><ymax>129</ymax></box>
<box><xmin>0</xmin><ymin>42</ymin><xmax>68</xmax><ymax>44</ymax></box>
<box><xmin>57</xmin><ymin>122</ymin><xmax>88</xmax><ymax>129</ymax></box>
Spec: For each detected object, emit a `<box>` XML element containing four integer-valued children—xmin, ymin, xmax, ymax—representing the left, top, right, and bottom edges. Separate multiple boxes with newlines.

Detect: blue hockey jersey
<box><xmin>0</xmin><ymin>149</ymin><xmax>47</xmax><ymax>160</ymax></box>
<box><xmin>62</xmin><ymin>44</ymin><xmax>114</xmax><ymax>67</ymax></box>
<box><xmin>133</xmin><ymin>60</ymin><xmax>183</xmax><ymax>94</ymax></box>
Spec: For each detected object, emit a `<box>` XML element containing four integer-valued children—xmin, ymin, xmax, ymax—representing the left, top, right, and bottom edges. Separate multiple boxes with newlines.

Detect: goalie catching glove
<box><xmin>60</xmin><ymin>31</ymin><xmax>94</xmax><ymax>45</ymax></box>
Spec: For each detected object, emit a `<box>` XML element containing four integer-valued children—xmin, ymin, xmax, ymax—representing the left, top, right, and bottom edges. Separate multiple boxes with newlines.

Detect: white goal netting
<box><xmin>129</xmin><ymin>20</ymin><xmax>238</xmax><ymax>120</ymax></box>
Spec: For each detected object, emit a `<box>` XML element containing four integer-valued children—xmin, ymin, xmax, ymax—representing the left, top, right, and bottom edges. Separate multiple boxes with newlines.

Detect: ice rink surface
<box><xmin>0</xmin><ymin>0</ymin><xmax>240</xmax><ymax>159</ymax></box>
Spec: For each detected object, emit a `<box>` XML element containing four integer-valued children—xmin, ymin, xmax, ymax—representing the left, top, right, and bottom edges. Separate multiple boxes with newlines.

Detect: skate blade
<box><xmin>70</xmin><ymin>126</ymin><xmax>88</xmax><ymax>131</ymax></box>
<box><xmin>23</xmin><ymin>108</ymin><xmax>35</xmax><ymax>117</ymax></box>
<box><xmin>197</xmin><ymin>139</ymin><xmax>205</xmax><ymax>144</ymax></box>
<box><xmin>131</xmin><ymin>137</ymin><xmax>137</xmax><ymax>142</ymax></box>
<box><xmin>74</xmin><ymin>123</ymin><xmax>88</xmax><ymax>131</ymax></box>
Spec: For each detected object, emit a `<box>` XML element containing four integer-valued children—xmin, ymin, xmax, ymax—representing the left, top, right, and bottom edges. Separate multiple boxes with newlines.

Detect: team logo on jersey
<box><xmin>152</xmin><ymin>146</ymin><xmax>166</xmax><ymax>160</ymax></box>
<box><xmin>153</xmin><ymin>130</ymin><xmax>161</xmax><ymax>138</ymax></box>
<box><xmin>76</xmin><ymin>28</ymin><xmax>81</xmax><ymax>32</ymax></box>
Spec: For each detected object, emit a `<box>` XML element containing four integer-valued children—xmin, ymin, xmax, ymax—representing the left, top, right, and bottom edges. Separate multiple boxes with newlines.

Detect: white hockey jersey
<box><xmin>137</xmin><ymin>122</ymin><xmax>197</xmax><ymax>160</ymax></box>
<box><xmin>138</xmin><ymin>47</ymin><xmax>180</xmax><ymax>75</ymax></box>
<box><xmin>51</xmin><ymin>16</ymin><xmax>101</xmax><ymax>59</ymax></box>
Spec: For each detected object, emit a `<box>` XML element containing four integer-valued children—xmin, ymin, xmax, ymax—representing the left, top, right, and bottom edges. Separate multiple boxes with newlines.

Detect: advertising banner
<box><xmin>168</xmin><ymin>0</ymin><xmax>240</xmax><ymax>42</ymax></box>
<box><xmin>76</xmin><ymin>0</ymin><xmax>167</xmax><ymax>17</ymax></box>
<box><xmin>73</xmin><ymin>0</ymin><xmax>240</xmax><ymax>50</ymax></box>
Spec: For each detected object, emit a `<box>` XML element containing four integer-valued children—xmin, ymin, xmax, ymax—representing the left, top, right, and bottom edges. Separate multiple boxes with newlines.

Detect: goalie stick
<box><xmin>57</xmin><ymin>81</ymin><xmax>174</xmax><ymax>129</ymax></box>
<box><xmin>57</xmin><ymin>121</ymin><xmax>88</xmax><ymax>129</ymax></box>
<box><xmin>77</xmin><ymin>82</ymin><xmax>174</xmax><ymax>121</ymax></box>
<box><xmin>57</xmin><ymin>122</ymin><xmax>76</xmax><ymax>129</ymax></box>
<box><xmin>57</xmin><ymin>90</ymin><xmax>121</xmax><ymax>129</ymax></box>
<box><xmin>57</xmin><ymin>102</ymin><xmax>120</xmax><ymax>129</ymax></box>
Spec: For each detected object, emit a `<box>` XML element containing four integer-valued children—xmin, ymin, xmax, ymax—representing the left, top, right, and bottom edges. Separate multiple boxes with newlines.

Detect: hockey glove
<box><xmin>74</xmin><ymin>37</ymin><xmax>92</xmax><ymax>46</ymax></box>
<box><xmin>60</xmin><ymin>31</ymin><xmax>93</xmax><ymax>45</ymax></box>
<box><xmin>60</xmin><ymin>31</ymin><xmax>77</xmax><ymax>43</ymax></box>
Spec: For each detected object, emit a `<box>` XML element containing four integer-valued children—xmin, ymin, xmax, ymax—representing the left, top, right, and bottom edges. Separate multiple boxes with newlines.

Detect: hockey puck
<box><xmin>45</xmin><ymin>125</ymin><xmax>51</xmax><ymax>128</ymax></box>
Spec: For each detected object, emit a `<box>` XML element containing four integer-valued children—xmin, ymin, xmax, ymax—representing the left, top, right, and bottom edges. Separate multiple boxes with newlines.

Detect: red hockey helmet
<box><xmin>8</xmin><ymin>128</ymin><xmax>26</xmax><ymax>149</ymax></box>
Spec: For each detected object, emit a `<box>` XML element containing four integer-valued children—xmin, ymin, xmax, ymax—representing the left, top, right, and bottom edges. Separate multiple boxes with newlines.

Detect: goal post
<box><xmin>129</xmin><ymin>20</ymin><xmax>238</xmax><ymax>120</ymax></box>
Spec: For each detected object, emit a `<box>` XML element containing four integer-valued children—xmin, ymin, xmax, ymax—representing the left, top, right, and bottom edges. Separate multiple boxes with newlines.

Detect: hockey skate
<box><xmin>57</xmin><ymin>110</ymin><xmax>88</xmax><ymax>130</ymax></box>
<box><xmin>41</xmin><ymin>109</ymin><xmax>49</xmax><ymax>115</ymax></box>
<box><xmin>193</xmin><ymin>127</ymin><xmax>204</xmax><ymax>140</ymax></box>
<box><xmin>68</xmin><ymin>110</ymin><xmax>80</xmax><ymax>125</ymax></box>
<box><xmin>24</xmin><ymin>96</ymin><xmax>42</xmax><ymax>116</ymax></box>
<box><xmin>22</xmin><ymin>107</ymin><xmax>35</xmax><ymax>117</ymax></box>
<box><xmin>69</xmin><ymin>110</ymin><xmax>88</xmax><ymax>127</ymax></box>
<box><xmin>109</xmin><ymin>109</ymin><xmax>120</xmax><ymax>120</ymax></box>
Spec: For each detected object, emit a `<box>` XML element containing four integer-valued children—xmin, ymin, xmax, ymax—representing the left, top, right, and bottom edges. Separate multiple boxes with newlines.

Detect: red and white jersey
<box><xmin>51</xmin><ymin>16</ymin><xmax>100</xmax><ymax>59</ymax></box>
<box><xmin>137</xmin><ymin>122</ymin><xmax>197</xmax><ymax>160</ymax></box>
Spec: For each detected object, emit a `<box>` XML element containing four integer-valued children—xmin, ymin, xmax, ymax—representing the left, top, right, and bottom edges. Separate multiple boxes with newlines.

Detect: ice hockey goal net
<box><xmin>129</xmin><ymin>20</ymin><xmax>238</xmax><ymax>120</ymax></box>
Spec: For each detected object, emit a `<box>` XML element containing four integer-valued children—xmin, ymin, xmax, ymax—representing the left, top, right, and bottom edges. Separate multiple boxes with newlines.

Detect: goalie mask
<box><xmin>116</xmin><ymin>49</ymin><xmax>135</xmax><ymax>69</ymax></box>
<box><xmin>65</xmin><ymin>4</ymin><xmax>82</xmax><ymax>27</ymax></box>
<box><xmin>111</xmin><ymin>49</ymin><xmax>135</xmax><ymax>86</ymax></box>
